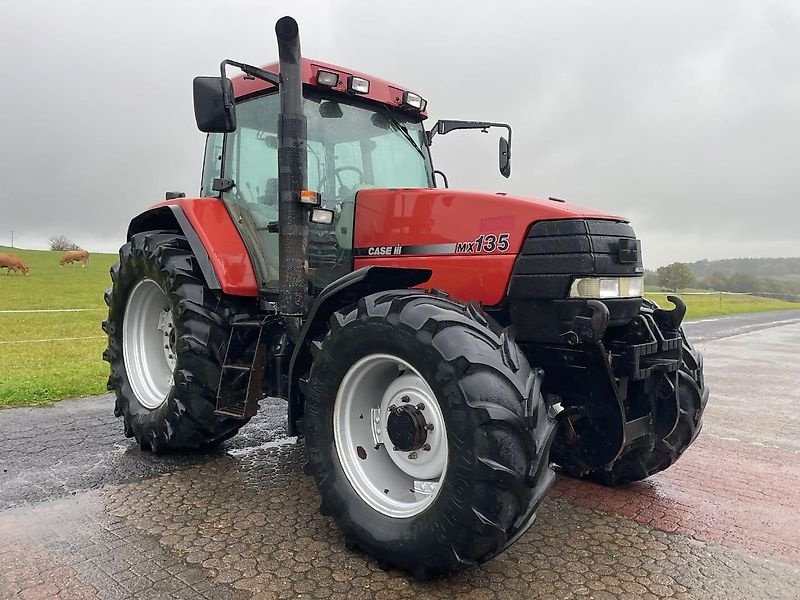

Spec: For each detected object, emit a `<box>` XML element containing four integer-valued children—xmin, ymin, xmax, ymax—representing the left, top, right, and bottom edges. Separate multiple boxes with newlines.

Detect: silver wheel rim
<box><xmin>123</xmin><ymin>279</ymin><xmax>176</xmax><ymax>410</ymax></box>
<box><xmin>333</xmin><ymin>353</ymin><xmax>448</xmax><ymax>518</ymax></box>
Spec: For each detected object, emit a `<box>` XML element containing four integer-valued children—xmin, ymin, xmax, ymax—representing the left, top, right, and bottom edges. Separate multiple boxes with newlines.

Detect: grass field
<box><xmin>0</xmin><ymin>245</ymin><xmax>117</xmax><ymax>407</ymax></box>
<box><xmin>1</xmin><ymin>245</ymin><xmax>798</xmax><ymax>407</ymax></box>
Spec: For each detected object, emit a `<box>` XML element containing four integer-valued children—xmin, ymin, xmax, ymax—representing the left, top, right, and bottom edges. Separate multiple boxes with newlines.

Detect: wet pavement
<box><xmin>1</xmin><ymin>313</ymin><xmax>799</xmax><ymax>599</ymax></box>
<box><xmin>681</xmin><ymin>308</ymin><xmax>800</xmax><ymax>342</ymax></box>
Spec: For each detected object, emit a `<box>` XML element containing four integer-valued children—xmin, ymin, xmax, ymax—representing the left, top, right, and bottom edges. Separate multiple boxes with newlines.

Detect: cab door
<box><xmin>201</xmin><ymin>93</ymin><xmax>282</xmax><ymax>293</ymax></box>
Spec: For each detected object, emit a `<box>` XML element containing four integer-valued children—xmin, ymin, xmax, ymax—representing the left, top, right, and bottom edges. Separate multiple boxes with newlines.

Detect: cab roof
<box><xmin>230</xmin><ymin>57</ymin><xmax>428</xmax><ymax>119</ymax></box>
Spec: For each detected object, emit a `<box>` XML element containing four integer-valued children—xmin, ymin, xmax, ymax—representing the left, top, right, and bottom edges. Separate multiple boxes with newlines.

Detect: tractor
<box><xmin>103</xmin><ymin>16</ymin><xmax>708</xmax><ymax>578</ymax></box>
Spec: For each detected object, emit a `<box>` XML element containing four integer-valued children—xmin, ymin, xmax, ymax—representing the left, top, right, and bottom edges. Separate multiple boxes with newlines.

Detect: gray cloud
<box><xmin>1</xmin><ymin>0</ymin><xmax>797</xmax><ymax>267</ymax></box>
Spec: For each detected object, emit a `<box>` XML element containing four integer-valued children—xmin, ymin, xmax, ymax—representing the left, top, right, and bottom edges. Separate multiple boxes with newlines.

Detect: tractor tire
<box><xmin>581</xmin><ymin>333</ymin><xmax>708</xmax><ymax>486</ymax></box>
<box><xmin>103</xmin><ymin>232</ymin><xmax>254</xmax><ymax>452</ymax></box>
<box><xmin>302</xmin><ymin>290</ymin><xmax>560</xmax><ymax>578</ymax></box>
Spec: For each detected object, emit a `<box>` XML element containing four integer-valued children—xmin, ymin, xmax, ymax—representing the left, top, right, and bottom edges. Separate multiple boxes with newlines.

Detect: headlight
<box><xmin>569</xmin><ymin>276</ymin><xmax>644</xmax><ymax>299</ymax></box>
<box><xmin>402</xmin><ymin>91</ymin><xmax>427</xmax><ymax>111</ymax></box>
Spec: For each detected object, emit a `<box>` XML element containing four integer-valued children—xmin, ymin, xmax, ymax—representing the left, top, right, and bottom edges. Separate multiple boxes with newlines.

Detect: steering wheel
<box><xmin>334</xmin><ymin>166</ymin><xmax>365</xmax><ymax>197</ymax></box>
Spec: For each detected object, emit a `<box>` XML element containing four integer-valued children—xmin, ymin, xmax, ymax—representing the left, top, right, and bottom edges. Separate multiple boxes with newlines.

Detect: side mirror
<box><xmin>193</xmin><ymin>76</ymin><xmax>236</xmax><ymax>133</ymax></box>
<box><xmin>499</xmin><ymin>136</ymin><xmax>511</xmax><ymax>178</ymax></box>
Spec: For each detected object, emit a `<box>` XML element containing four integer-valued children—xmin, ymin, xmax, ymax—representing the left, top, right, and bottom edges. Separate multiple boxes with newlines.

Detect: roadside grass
<box><xmin>0</xmin><ymin>310</ymin><xmax>106</xmax><ymax>342</ymax></box>
<box><xmin>0</xmin><ymin>245</ymin><xmax>117</xmax><ymax>407</ymax></box>
<box><xmin>646</xmin><ymin>293</ymin><xmax>798</xmax><ymax>320</ymax></box>
<box><xmin>0</xmin><ymin>337</ymin><xmax>108</xmax><ymax>407</ymax></box>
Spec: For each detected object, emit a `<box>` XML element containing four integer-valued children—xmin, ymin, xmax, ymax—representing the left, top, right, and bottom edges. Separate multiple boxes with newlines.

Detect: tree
<box><xmin>643</xmin><ymin>269</ymin><xmax>659</xmax><ymax>288</ymax></box>
<box><xmin>703</xmin><ymin>271</ymin><xmax>730</xmax><ymax>292</ymax></box>
<box><xmin>657</xmin><ymin>262</ymin><xmax>695</xmax><ymax>292</ymax></box>
<box><xmin>49</xmin><ymin>235</ymin><xmax>80</xmax><ymax>251</ymax></box>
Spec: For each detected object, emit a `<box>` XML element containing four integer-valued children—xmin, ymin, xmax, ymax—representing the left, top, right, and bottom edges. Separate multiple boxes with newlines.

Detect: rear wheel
<box><xmin>103</xmin><ymin>232</ymin><xmax>254</xmax><ymax>451</ymax></box>
<box><xmin>302</xmin><ymin>291</ymin><xmax>560</xmax><ymax>578</ymax></box>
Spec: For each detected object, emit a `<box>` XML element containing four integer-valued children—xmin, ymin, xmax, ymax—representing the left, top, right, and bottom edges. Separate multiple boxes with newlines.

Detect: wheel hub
<box><xmin>386</xmin><ymin>404</ymin><xmax>428</xmax><ymax>452</ymax></box>
<box><xmin>157</xmin><ymin>309</ymin><xmax>177</xmax><ymax>372</ymax></box>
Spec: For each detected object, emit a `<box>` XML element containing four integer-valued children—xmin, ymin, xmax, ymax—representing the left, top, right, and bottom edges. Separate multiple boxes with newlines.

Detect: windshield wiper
<box><xmin>377</xmin><ymin>106</ymin><xmax>426</xmax><ymax>160</ymax></box>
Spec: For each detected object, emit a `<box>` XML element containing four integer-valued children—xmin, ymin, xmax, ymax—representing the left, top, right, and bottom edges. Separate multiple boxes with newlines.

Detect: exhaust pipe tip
<box><xmin>276</xmin><ymin>16</ymin><xmax>299</xmax><ymax>42</ymax></box>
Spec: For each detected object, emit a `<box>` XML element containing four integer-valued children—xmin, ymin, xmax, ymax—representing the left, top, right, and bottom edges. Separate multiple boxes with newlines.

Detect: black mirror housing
<box><xmin>499</xmin><ymin>137</ymin><xmax>511</xmax><ymax>178</ymax></box>
<box><xmin>193</xmin><ymin>76</ymin><xmax>236</xmax><ymax>133</ymax></box>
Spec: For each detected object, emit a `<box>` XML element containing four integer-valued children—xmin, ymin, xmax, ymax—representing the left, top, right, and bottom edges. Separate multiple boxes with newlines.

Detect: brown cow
<box><xmin>0</xmin><ymin>252</ymin><xmax>29</xmax><ymax>275</ymax></box>
<box><xmin>60</xmin><ymin>249</ymin><xmax>90</xmax><ymax>267</ymax></box>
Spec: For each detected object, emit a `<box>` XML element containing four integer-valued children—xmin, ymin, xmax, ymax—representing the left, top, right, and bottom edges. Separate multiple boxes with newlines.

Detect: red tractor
<box><xmin>103</xmin><ymin>17</ymin><xmax>708</xmax><ymax>578</ymax></box>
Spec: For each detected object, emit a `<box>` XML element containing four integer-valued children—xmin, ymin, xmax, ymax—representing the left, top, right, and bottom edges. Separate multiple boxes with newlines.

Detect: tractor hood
<box><xmin>351</xmin><ymin>188</ymin><xmax>634</xmax><ymax>306</ymax></box>
<box><xmin>353</xmin><ymin>188</ymin><xmax>627</xmax><ymax>256</ymax></box>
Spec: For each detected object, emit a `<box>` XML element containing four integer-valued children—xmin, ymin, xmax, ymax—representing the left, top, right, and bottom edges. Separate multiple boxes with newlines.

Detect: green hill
<box><xmin>688</xmin><ymin>257</ymin><xmax>800</xmax><ymax>280</ymax></box>
<box><xmin>684</xmin><ymin>257</ymin><xmax>800</xmax><ymax>297</ymax></box>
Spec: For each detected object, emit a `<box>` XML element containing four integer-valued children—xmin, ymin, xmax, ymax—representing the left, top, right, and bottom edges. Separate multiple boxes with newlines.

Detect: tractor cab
<box><xmin>199</xmin><ymin>60</ymin><xmax>434</xmax><ymax>293</ymax></box>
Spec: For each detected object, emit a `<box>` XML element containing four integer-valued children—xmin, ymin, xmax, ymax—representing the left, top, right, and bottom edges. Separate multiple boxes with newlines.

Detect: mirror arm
<box><xmin>425</xmin><ymin>125</ymin><xmax>438</xmax><ymax>146</ymax></box>
<box><xmin>213</xmin><ymin>58</ymin><xmax>280</xmax><ymax>190</ymax></box>
<box><xmin>426</xmin><ymin>120</ymin><xmax>512</xmax><ymax>144</ymax></box>
<box><xmin>220</xmin><ymin>59</ymin><xmax>280</xmax><ymax>86</ymax></box>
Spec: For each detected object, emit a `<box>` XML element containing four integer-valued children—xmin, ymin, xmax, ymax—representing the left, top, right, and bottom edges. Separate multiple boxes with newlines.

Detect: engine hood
<box><xmin>353</xmin><ymin>188</ymin><xmax>628</xmax><ymax>256</ymax></box>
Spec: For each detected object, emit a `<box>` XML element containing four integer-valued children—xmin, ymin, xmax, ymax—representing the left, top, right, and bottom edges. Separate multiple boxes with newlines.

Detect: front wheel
<box><xmin>302</xmin><ymin>291</ymin><xmax>560</xmax><ymax>578</ymax></box>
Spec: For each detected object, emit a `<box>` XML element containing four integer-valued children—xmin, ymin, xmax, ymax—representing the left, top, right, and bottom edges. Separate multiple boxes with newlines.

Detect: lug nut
<box><xmin>417</xmin><ymin>403</ymin><xmax>425</xmax><ymax>411</ymax></box>
<box><xmin>425</xmin><ymin>423</ymin><xmax>434</xmax><ymax>431</ymax></box>
<box><xmin>401</xmin><ymin>395</ymin><xmax>410</xmax><ymax>403</ymax></box>
<box><xmin>388</xmin><ymin>404</ymin><xmax>397</xmax><ymax>413</ymax></box>
<box><xmin>408</xmin><ymin>452</ymin><xmax>418</xmax><ymax>460</ymax></box>
<box><xmin>422</xmin><ymin>444</ymin><xmax>431</xmax><ymax>451</ymax></box>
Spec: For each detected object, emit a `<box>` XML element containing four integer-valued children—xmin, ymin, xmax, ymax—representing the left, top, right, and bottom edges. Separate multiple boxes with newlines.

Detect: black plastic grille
<box><xmin>508</xmin><ymin>219</ymin><xmax>643</xmax><ymax>299</ymax></box>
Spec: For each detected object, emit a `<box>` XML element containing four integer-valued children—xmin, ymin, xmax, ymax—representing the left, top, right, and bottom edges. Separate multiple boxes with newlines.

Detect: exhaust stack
<box><xmin>275</xmin><ymin>16</ymin><xmax>308</xmax><ymax>328</ymax></box>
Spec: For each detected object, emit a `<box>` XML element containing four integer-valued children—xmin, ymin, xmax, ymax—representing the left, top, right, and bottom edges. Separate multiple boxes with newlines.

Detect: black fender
<box><xmin>286</xmin><ymin>266</ymin><xmax>432</xmax><ymax>436</ymax></box>
<box><xmin>127</xmin><ymin>205</ymin><xmax>221</xmax><ymax>290</ymax></box>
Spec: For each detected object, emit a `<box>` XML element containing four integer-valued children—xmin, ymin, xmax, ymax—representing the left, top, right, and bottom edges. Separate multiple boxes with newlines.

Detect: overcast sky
<box><xmin>1</xmin><ymin>0</ymin><xmax>798</xmax><ymax>268</ymax></box>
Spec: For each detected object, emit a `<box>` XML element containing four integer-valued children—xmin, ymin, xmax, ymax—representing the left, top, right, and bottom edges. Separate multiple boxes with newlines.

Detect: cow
<box><xmin>0</xmin><ymin>253</ymin><xmax>30</xmax><ymax>275</ymax></box>
<box><xmin>60</xmin><ymin>249</ymin><xmax>90</xmax><ymax>267</ymax></box>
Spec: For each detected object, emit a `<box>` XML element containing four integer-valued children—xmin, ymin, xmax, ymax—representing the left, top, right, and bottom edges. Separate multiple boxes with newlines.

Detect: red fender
<box><xmin>149</xmin><ymin>198</ymin><xmax>258</xmax><ymax>297</ymax></box>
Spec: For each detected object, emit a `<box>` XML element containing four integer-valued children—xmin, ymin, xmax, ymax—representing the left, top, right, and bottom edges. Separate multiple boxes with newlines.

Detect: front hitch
<box><xmin>561</xmin><ymin>299</ymin><xmax>610</xmax><ymax>346</ymax></box>
<box><xmin>652</xmin><ymin>295</ymin><xmax>687</xmax><ymax>335</ymax></box>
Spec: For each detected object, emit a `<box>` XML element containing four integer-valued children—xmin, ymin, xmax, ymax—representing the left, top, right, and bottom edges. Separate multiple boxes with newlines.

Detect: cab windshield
<box><xmin>304</xmin><ymin>90</ymin><xmax>432</xmax><ymax>201</ymax></box>
<box><xmin>201</xmin><ymin>90</ymin><xmax>432</xmax><ymax>293</ymax></box>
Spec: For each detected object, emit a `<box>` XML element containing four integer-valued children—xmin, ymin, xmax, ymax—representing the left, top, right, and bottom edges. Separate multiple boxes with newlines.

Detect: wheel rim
<box><xmin>123</xmin><ymin>279</ymin><xmax>176</xmax><ymax>410</ymax></box>
<box><xmin>333</xmin><ymin>353</ymin><xmax>448</xmax><ymax>518</ymax></box>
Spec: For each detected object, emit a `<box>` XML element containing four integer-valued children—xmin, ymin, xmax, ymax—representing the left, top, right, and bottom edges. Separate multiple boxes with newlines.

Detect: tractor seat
<box><xmin>247</xmin><ymin>202</ymin><xmax>277</xmax><ymax>229</ymax></box>
<box><xmin>247</xmin><ymin>178</ymin><xmax>280</xmax><ymax>229</ymax></box>
<box><xmin>262</xmin><ymin>178</ymin><xmax>278</xmax><ymax>207</ymax></box>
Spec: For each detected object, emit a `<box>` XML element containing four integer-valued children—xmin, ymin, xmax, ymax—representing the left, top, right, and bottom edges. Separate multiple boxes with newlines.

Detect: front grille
<box><xmin>508</xmin><ymin>219</ymin><xmax>643</xmax><ymax>299</ymax></box>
